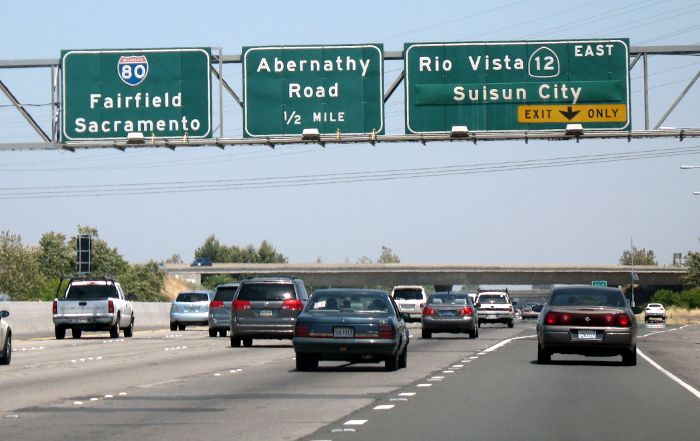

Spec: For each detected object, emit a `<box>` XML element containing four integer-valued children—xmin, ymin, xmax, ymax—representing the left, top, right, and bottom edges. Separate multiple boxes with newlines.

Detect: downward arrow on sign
<box><xmin>559</xmin><ymin>106</ymin><xmax>580</xmax><ymax>120</ymax></box>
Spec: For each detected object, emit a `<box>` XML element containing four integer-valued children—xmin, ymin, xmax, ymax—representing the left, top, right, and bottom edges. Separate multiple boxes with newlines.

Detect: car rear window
<box><xmin>214</xmin><ymin>286</ymin><xmax>238</xmax><ymax>301</ymax></box>
<box><xmin>428</xmin><ymin>295</ymin><xmax>471</xmax><ymax>306</ymax></box>
<box><xmin>237</xmin><ymin>283</ymin><xmax>295</xmax><ymax>301</ymax></box>
<box><xmin>550</xmin><ymin>290</ymin><xmax>625</xmax><ymax>307</ymax></box>
<box><xmin>309</xmin><ymin>293</ymin><xmax>390</xmax><ymax>313</ymax></box>
<box><xmin>175</xmin><ymin>292</ymin><xmax>209</xmax><ymax>302</ymax></box>
<box><xmin>393</xmin><ymin>289</ymin><xmax>424</xmax><ymax>300</ymax></box>
<box><xmin>66</xmin><ymin>283</ymin><xmax>118</xmax><ymax>300</ymax></box>
<box><xmin>647</xmin><ymin>303</ymin><xmax>662</xmax><ymax>308</ymax></box>
<box><xmin>478</xmin><ymin>294</ymin><xmax>508</xmax><ymax>304</ymax></box>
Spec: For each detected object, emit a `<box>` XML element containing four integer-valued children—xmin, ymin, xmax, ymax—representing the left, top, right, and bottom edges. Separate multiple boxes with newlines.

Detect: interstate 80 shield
<box><xmin>117</xmin><ymin>55</ymin><xmax>149</xmax><ymax>86</ymax></box>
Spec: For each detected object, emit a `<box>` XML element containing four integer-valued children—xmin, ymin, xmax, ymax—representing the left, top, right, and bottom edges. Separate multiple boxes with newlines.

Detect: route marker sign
<box><xmin>61</xmin><ymin>48</ymin><xmax>212</xmax><ymax>141</ymax></box>
<box><xmin>243</xmin><ymin>44</ymin><xmax>384</xmax><ymax>137</ymax></box>
<box><xmin>404</xmin><ymin>39</ymin><xmax>630</xmax><ymax>133</ymax></box>
<box><xmin>592</xmin><ymin>280</ymin><xmax>608</xmax><ymax>287</ymax></box>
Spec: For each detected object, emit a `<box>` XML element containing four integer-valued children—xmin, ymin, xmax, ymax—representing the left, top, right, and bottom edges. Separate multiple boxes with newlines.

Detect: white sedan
<box><xmin>644</xmin><ymin>303</ymin><xmax>666</xmax><ymax>323</ymax></box>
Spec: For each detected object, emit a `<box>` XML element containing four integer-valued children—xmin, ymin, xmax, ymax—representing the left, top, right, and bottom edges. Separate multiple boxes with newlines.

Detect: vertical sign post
<box><xmin>77</xmin><ymin>234</ymin><xmax>92</xmax><ymax>275</ymax></box>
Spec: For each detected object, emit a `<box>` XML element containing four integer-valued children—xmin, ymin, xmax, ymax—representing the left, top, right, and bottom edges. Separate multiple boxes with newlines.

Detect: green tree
<box><xmin>619</xmin><ymin>246</ymin><xmax>657</xmax><ymax>266</ymax></box>
<box><xmin>121</xmin><ymin>261</ymin><xmax>168</xmax><ymax>301</ymax></box>
<box><xmin>165</xmin><ymin>254</ymin><xmax>183</xmax><ymax>264</ymax></box>
<box><xmin>378</xmin><ymin>245</ymin><xmax>401</xmax><ymax>264</ymax></box>
<box><xmin>257</xmin><ymin>240</ymin><xmax>288</xmax><ymax>263</ymax></box>
<box><xmin>194</xmin><ymin>235</ymin><xmax>288</xmax><ymax>264</ymax></box>
<box><xmin>38</xmin><ymin>231</ymin><xmax>74</xmax><ymax>278</ymax></box>
<box><xmin>0</xmin><ymin>231</ymin><xmax>45</xmax><ymax>300</ymax></box>
<box><xmin>195</xmin><ymin>235</ymin><xmax>228</xmax><ymax>261</ymax></box>
<box><xmin>356</xmin><ymin>256</ymin><xmax>373</xmax><ymax>264</ymax></box>
<box><xmin>683</xmin><ymin>251</ymin><xmax>700</xmax><ymax>289</ymax></box>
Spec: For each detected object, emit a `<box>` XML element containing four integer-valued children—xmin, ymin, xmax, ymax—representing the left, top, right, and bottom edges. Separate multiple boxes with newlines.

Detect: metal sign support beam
<box><xmin>0</xmin><ymin>79</ymin><xmax>51</xmax><ymax>142</ymax></box>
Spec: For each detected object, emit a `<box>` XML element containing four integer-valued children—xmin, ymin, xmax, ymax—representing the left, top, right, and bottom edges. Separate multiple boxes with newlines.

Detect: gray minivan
<box><xmin>208</xmin><ymin>283</ymin><xmax>240</xmax><ymax>337</ymax></box>
<box><xmin>230</xmin><ymin>277</ymin><xmax>308</xmax><ymax>347</ymax></box>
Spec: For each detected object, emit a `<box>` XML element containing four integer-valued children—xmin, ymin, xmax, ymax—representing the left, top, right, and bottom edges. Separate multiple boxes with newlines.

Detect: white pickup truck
<box><xmin>52</xmin><ymin>277</ymin><xmax>134</xmax><ymax>339</ymax></box>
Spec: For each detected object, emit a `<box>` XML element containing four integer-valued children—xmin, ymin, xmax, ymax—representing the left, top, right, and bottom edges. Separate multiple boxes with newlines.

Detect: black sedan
<box><xmin>293</xmin><ymin>289</ymin><xmax>409</xmax><ymax>371</ymax></box>
<box><xmin>537</xmin><ymin>286</ymin><xmax>640</xmax><ymax>365</ymax></box>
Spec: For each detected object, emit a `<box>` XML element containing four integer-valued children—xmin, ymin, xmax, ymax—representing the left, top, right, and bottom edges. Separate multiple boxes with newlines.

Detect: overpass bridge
<box><xmin>163</xmin><ymin>263</ymin><xmax>685</xmax><ymax>291</ymax></box>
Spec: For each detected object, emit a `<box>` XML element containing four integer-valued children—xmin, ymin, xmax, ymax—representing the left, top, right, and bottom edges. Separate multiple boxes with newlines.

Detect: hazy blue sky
<box><xmin>1</xmin><ymin>0</ymin><xmax>699</xmax><ymax>265</ymax></box>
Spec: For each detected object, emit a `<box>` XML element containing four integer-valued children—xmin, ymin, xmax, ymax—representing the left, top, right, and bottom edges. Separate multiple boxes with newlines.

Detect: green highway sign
<box><xmin>404</xmin><ymin>39</ymin><xmax>630</xmax><ymax>133</ymax></box>
<box><xmin>61</xmin><ymin>48</ymin><xmax>211</xmax><ymax>141</ymax></box>
<box><xmin>243</xmin><ymin>44</ymin><xmax>384</xmax><ymax>137</ymax></box>
<box><xmin>592</xmin><ymin>281</ymin><xmax>608</xmax><ymax>287</ymax></box>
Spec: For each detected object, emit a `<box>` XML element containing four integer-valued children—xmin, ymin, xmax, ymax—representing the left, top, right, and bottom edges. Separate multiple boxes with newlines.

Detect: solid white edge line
<box><xmin>637</xmin><ymin>348</ymin><xmax>700</xmax><ymax>401</ymax></box>
<box><xmin>484</xmin><ymin>334</ymin><xmax>536</xmax><ymax>352</ymax></box>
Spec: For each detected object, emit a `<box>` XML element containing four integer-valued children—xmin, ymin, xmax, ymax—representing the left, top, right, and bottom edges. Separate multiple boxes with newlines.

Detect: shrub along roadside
<box><xmin>650</xmin><ymin>288</ymin><xmax>700</xmax><ymax>309</ymax></box>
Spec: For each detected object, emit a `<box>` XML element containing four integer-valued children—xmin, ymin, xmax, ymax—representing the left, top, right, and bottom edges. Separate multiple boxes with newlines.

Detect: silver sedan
<box><xmin>1</xmin><ymin>310</ymin><xmax>11</xmax><ymax>365</ymax></box>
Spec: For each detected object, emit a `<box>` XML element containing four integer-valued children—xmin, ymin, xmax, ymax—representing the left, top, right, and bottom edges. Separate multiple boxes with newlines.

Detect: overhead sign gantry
<box><xmin>243</xmin><ymin>44</ymin><xmax>384</xmax><ymax>137</ymax></box>
<box><xmin>404</xmin><ymin>39</ymin><xmax>630</xmax><ymax>133</ymax></box>
<box><xmin>61</xmin><ymin>48</ymin><xmax>212</xmax><ymax>141</ymax></box>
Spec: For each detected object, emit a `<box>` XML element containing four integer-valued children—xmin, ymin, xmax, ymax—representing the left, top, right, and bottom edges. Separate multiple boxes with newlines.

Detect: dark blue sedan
<box><xmin>293</xmin><ymin>289</ymin><xmax>410</xmax><ymax>371</ymax></box>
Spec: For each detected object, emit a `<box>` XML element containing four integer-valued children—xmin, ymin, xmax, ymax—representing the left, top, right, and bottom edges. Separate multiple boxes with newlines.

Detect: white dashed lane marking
<box><xmin>373</xmin><ymin>405</ymin><xmax>395</xmax><ymax>410</ymax></box>
<box><xmin>344</xmin><ymin>419</ymin><xmax>368</xmax><ymax>425</ymax></box>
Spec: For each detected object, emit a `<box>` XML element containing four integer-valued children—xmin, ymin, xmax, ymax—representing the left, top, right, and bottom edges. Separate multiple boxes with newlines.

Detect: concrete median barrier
<box><xmin>0</xmin><ymin>301</ymin><xmax>172</xmax><ymax>339</ymax></box>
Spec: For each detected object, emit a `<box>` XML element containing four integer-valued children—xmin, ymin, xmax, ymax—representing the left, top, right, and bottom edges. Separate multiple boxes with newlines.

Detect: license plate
<box><xmin>578</xmin><ymin>330</ymin><xmax>597</xmax><ymax>339</ymax></box>
<box><xmin>259</xmin><ymin>310</ymin><xmax>273</xmax><ymax>317</ymax></box>
<box><xmin>402</xmin><ymin>304</ymin><xmax>415</xmax><ymax>310</ymax></box>
<box><xmin>333</xmin><ymin>327</ymin><xmax>354</xmax><ymax>338</ymax></box>
<box><xmin>441</xmin><ymin>311</ymin><xmax>455</xmax><ymax>317</ymax></box>
<box><xmin>487</xmin><ymin>315</ymin><xmax>498</xmax><ymax>320</ymax></box>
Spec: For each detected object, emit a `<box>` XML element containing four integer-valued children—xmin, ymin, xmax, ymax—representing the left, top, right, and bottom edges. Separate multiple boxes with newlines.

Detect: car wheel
<box><xmin>537</xmin><ymin>344</ymin><xmax>551</xmax><ymax>364</ymax></box>
<box><xmin>123</xmin><ymin>316</ymin><xmax>134</xmax><ymax>337</ymax></box>
<box><xmin>170</xmin><ymin>322</ymin><xmax>177</xmax><ymax>331</ymax></box>
<box><xmin>385</xmin><ymin>351</ymin><xmax>400</xmax><ymax>371</ymax></box>
<box><xmin>622</xmin><ymin>347</ymin><xmax>637</xmax><ymax>366</ymax></box>
<box><xmin>243</xmin><ymin>338</ymin><xmax>253</xmax><ymax>347</ymax></box>
<box><xmin>398</xmin><ymin>346</ymin><xmax>407</xmax><ymax>369</ymax></box>
<box><xmin>508</xmin><ymin>319</ymin><xmax>514</xmax><ymax>328</ymax></box>
<box><xmin>219</xmin><ymin>330</ymin><xmax>227</xmax><ymax>337</ymax></box>
<box><xmin>230</xmin><ymin>337</ymin><xmax>241</xmax><ymax>348</ymax></box>
<box><xmin>421</xmin><ymin>330</ymin><xmax>432</xmax><ymax>339</ymax></box>
<box><xmin>478</xmin><ymin>321</ymin><xmax>482</xmax><ymax>328</ymax></box>
<box><xmin>55</xmin><ymin>325</ymin><xmax>66</xmax><ymax>340</ymax></box>
<box><xmin>178</xmin><ymin>324</ymin><xmax>186</xmax><ymax>331</ymax></box>
<box><xmin>0</xmin><ymin>332</ymin><xmax>11</xmax><ymax>365</ymax></box>
<box><xmin>72</xmin><ymin>328</ymin><xmax>82</xmax><ymax>339</ymax></box>
<box><xmin>469</xmin><ymin>328</ymin><xmax>477</xmax><ymax>339</ymax></box>
<box><xmin>208</xmin><ymin>328</ymin><xmax>217</xmax><ymax>337</ymax></box>
<box><xmin>110</xmin><ymin>320</ymin><xmax>120</xmax><ymax>339</ymax></box>
<box><xmin>295</xmin><ymin>353</ymin><xmax>318</xmax><ymax>371</ymax></box>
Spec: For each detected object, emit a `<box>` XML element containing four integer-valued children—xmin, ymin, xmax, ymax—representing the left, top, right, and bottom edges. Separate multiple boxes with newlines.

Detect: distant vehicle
<box><xmin>0</xmin><ymin>310</ymin><xmax>11</xmax><ymax>365</ymax></box>
<box><xmin>536</xmin><ymin>286</ymin><xmax>639</xmax><ymax>365</ymax></box>
<box><xmin>191</xmin><ymin>257</ymin><xmax>213</xmax><ymax>266</ymax></box>
<box><xmin>293</xmin><ymin>288</ymin><xmax>410</xmax><ymax>371</ymax></box>
<box><xmin>52</xmin><ymin>277</ymin><xmax>134</xmax><ymax>339</ymax></box>
<box><xmin>475</xmin><ymin>290</ymin><xmax>515</xmax><ymax>328</ymax></box>
<box><xmin>644</xmin><ymin>303</ymin><xmax>666</xmax><ymax>323</ymax></box>
<box><xmin>169</xmin><ymin>290</ymin><xmax>213</xmax><ymax>331</ymax></box>
<box><xmin>0</xmin><ymin>294</ymin><xmax>10</xmax><ymax>301</ymax></box>
<box><xmin>230</xmin><ymin>277</ymin><xmax>309</xmax><ymax>347</ymax></box>
<box><xmin>521</xmin><ymin>302</ymin><xmax>543</xmax><ymax>319</ymax></box>
<box><xmin>421</xmin><ymin>291</ymin><xmax>479</xmax><ymax>339</ymax></box>
<box><xmin>208</xmin><ymin>282</ymin><xmax>240</xmax><ymax>337</ymax></box>
<box><xmin>390</xmin><ymin>285</ymin><xmax>428</xmax><ymax>321</ymax></box>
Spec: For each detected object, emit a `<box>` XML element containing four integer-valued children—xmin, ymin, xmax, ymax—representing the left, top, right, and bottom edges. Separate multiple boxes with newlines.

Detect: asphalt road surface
<box><xmin>1</xmin><ymin>321</ymin><xmax>698</xmax><ymax>441</ymax></box>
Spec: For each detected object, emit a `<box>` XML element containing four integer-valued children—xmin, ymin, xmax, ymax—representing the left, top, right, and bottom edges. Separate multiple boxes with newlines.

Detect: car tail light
<box><xmin>379</xmin><ymin>324</ymin><xmax>395</xmax><ymax>339</ymax></box>
<box><xmin>295</xmin><ymin>322</ymin><xmax>310</xmax><ymax>337</ymax></box>
<box><xmin>108</xmin><ymin>300</ymin><xmax>114</xmax><ymax>314</ymax></box>
<box><xmin>209</xmin><ymin>300</ymin><xmax>224</xmax><ymax>308</ymax></box>
<box><xmin>422</xmin><ymin>307</ymin><xmax>436</xmax><ymax>316</ymax></box>
<box><xmin>545</xmin><ymin>312</ymin><xmax>571</xmax><ymax>325</ymax></box>
<box><xmin>233</xmin><ymin>300</ymin><xmax>251</xmax><ymax>310</ymax></box>
<box><xmin>281</xmin><ymin>299</ymin><xmax>304</xmax><ymax>310</ymax></box>
<box><xmin>617</xmin><ymin>313</ymin><xmax>631</xmax><ymax>327</ymax></box>
<box><xmin>459</xmin><ymin>307</ymin><xmax>475</xmax><ymax>316</ymax></box>
<box><xmin>509</xmin><ymin>305</ymin><xmax>514</xmax><ymax>312</ymax></box>
<box><xmin>52</xmin><ymin>300</ymin><xmax>57</xmax><ymax>314</ymax></box>
<box><xmin>604</xmin><ymin>313</ymin><xmax>615</xmax><ymax>325</ymax></box>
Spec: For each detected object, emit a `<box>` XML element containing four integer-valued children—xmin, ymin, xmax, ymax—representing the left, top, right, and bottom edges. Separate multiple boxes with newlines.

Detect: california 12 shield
<box><xmin>117</xmin><ymin>55</ymin><xmax>149</xmax><ymax>86</ymax></box>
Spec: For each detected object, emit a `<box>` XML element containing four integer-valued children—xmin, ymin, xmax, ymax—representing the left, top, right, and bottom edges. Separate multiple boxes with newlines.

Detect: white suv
<box><xmin>391</xmin><ymin>286</ymin><xmax>428</xmax><ymax>322</ymax></box>
<box><xmin>475</xmin><ymin>290</ymin><xmax>515</xmax><ymax>328</ymax></box>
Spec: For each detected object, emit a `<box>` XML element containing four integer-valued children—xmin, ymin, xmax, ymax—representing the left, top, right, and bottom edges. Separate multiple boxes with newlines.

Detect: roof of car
<box><xmin>552</xmin><ymin>285</ymin><xmax>622</xmax><ymax>294</ymax></box>
<box><xmin>392</xmin><ymin>285</ymin><xmax>424</xmax><ymax>290</ymax></box>
<box><xmin>241</xmin><ymin>276</ymin><xmax>298</xmax><ymax>283</ymax></box>
<box><xmin>313</xmin><ymin>288</ymin><xmax>389</xmax><ymax>296</ymax></box>
<box><xmin>215</xmin><ymin>282</ymin><xmax>240</xmax><ymax>288</ymax></box>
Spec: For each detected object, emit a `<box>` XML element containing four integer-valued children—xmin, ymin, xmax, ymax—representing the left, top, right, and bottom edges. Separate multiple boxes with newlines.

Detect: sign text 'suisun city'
<box><xmin>243</xmin><ymin>44</ymin><xmax>384</xmax><ymax>137</ymax></box>
<box><xmin>404</xmin><ymin>39</ymin><xmax>630</xmax><ymax>133</ymax></box>
<box><xmin>61</xmin><ymin>48</ymin><xmax>211</xmax><ymax>141</ymax></box>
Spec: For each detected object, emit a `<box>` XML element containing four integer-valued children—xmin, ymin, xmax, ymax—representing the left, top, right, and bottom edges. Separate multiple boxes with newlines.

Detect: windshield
<box><xmin>393</xmin><ymin>289</ymin><xmax>423</xmax><ymax>300</ymax></box>
<box><xmin>65</xmin><ymin>283</ymin><xmax>118</xmax><ymax>300</ymax></box>
<box><xmin>428</xmin><ymin>294</ymin><xmax>471</xmax><ymax>306</ymax></box>
<box><xmin>550</xmin><ymin>290</ymin><xmax>625</xmax><ymax>307</ymax></box>
<box><xmin>175</xmin><ymin>292</ymin><xmax>209</xmax><ymax>302</ymax></box>
<box><xmin>309</xmin><ymin>293</ymin><xmax>391</xmax><ymax>314</ymax></box>
<box><xmin>478</xmin><ymin>294</ymin><xmax>508</xmax><ymax>304</ymax></box>
<box><xmin>214</xmin><ymin>286</ymin><xmax>238</xmax><ymax>301</ymax></box>
<box><xmin>237</xmin><ymin>283</ymin><xmax>295</xmax><ymax>301</ymax></box>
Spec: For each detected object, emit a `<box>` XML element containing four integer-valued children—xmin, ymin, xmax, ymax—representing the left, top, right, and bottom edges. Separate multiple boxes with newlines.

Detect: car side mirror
<box><xmin>401</xmin><ymin>313</ymin><xmax>411</xmax><ymax>322</ymax></box>
<box><xmin>631</xmin><ymin>306</ymin><xmax>643</xmax><ymax>315</ymax></box>
<box><xmin>0</xmin><ymin>310</ymin><xmax>9</xmax><ymax>318</ymax></box>
<box><xmin>475</xmin><ymin>302</ymin><xmax>481</xmax><ymax>308</ymax></box>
